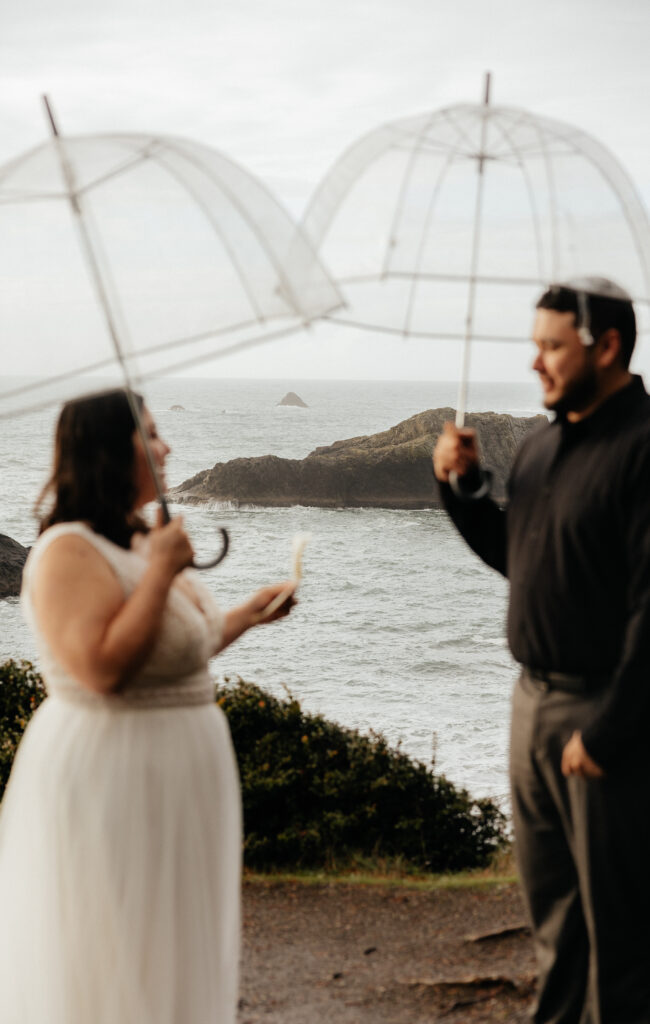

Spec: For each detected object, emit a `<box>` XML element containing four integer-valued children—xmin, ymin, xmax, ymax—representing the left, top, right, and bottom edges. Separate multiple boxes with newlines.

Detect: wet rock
<box><xmin>171</xmin><ymin>407</ymin><xmax>546</xmax><ymax>510</ymax></box>
<box><xmin>0</xmin><ymin>534</ymin><xmax>29</xmax><ymax>600</ymax></box>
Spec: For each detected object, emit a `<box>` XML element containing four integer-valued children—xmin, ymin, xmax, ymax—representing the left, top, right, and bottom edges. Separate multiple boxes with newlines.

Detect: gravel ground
<box><xmin>239</xmin><ymin>880</ymin><xmax>536</xmax><ymax>1023</ymax></box>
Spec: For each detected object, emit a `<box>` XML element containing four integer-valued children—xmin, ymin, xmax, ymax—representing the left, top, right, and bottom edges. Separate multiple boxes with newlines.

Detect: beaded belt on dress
<box><xmin>50</xmin><ymin>670</ymin><xmax>215</xmax><ymax>709</ymax></box>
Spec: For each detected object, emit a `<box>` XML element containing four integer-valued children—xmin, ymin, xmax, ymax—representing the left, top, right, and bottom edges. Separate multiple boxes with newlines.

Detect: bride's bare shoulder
<box><xmin>31</xmin><ymin>528</ymin><xmax>119</xmax><ymax>593</ymax></box>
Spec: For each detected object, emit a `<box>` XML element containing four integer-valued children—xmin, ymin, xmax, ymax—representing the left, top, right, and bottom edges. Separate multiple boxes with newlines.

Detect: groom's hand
<box><xmin>561</xmin><ymin>730</ymin><xmax>605</xmax><ymax>779</ymax></box>
<box><xmin>433</xmin><ymin>422</ymin><xmax>480</xmax><ymax>482</ymax></box>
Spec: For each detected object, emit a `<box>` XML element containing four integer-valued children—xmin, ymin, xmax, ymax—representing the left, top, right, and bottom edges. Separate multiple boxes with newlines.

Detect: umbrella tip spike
<box><xmin>483</xmin><ymin>72</ymin><xmax>492</xmax><ymax>106</ymax></box>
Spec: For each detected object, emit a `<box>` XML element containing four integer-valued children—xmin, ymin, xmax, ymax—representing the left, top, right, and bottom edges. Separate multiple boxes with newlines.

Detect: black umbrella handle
<box><xmin>448</xmin><ymin>468</ymin><xmax>493</xmax><ymax>501</ymax></box>
<box><xmin>192</xmin><ymin>526</ymin><xmax>230</xmax><ymax>570</ymax></box>
<box><xmin>158</xmin><ymin>494</ymin><xmax>230</xmax><ymax>570</ymax></box>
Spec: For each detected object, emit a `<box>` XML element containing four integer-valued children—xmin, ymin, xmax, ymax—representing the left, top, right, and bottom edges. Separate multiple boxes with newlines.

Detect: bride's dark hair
<box><xmin>37</xmin><ymin>389</ymin><xmax>149</xmax><ymax>548</ymax></box>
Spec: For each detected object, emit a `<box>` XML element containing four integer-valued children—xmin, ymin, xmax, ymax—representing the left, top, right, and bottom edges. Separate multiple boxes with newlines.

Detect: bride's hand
<box><xmin>248</xmin><ymin>582</ymin><xmax>297</xmax><ymax>625</ymax></box>
<box><xmin>149</xmin><ymin>512</ymin><xmax>194</xmax><ymax>578</ymax></box>
<box><xmin>217</xmin><ymin>583</ymin><xmax>297</xmax><ymax>653</ymax></box>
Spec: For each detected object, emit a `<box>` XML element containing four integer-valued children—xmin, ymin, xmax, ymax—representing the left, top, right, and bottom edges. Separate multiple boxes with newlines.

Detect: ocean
<box><xmin>0</xmin><ymin>377</ymin><xmax>543</xmax><ymax>810</ymax></box>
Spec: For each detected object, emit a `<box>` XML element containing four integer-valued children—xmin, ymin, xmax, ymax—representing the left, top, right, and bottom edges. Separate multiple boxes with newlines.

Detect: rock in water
<box><xmin>0</xmin><ymin>534</ymin><xmax>29</xmax><ymax>600</ymax></box>
<box><xmin>170</xmin><ymin>404</ymin><xmax>185</xmax><ymax>412</ymax></box>
<box><xmin>278</xmin><ymin>392</ymin><xmax>308</xmax><ymax>408</ymax></box>
<box><xmin>170</xmin><ymin>408</ymin><xmax>546</xmax><ymax>510</ymax></box>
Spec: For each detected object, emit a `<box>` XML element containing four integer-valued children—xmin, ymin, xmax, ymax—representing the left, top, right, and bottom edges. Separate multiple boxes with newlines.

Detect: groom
<box><xmin>433</xmin><ymin>279</ymin><xmax>650</xmax><ymax>1024</ymax></box>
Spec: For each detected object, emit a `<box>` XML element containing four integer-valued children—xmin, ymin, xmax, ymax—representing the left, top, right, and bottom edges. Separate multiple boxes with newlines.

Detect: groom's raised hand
<box><xmin>433</xmin><ymin>422</ymin><xmax>480</xmax><ymax>482</ymax></box>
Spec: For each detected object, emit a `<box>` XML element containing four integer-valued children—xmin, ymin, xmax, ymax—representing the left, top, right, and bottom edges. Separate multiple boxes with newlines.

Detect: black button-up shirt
<box><xmin>440</xmin><ymin>376</ymin><xmax>650</xmax><ymax>770</ymax></box>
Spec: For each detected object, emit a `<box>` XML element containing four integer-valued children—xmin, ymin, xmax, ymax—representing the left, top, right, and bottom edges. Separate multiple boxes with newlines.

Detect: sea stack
<box><xmin>0</xmin><ymin>534</ymin><xmax>29</xmax><ymax>600</ymax></box>
<box><xmin>278</xmin><ymin>392</ymin><xmax>308</xmax><ymax>408</ymax></box>
<box><xmin>171</xmin><ymin>407</ymin><xmax>546</xmax><ymax>510</ymax></box>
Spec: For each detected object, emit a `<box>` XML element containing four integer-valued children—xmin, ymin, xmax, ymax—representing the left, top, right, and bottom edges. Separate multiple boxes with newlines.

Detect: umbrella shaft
<box><xmin>42</xmin><ymin>95</ymin><xmax>170</xmax><ymax>522</ymax></box>
<box><xmin>456</xmin><ymin>73</ymin><xmax>491</xmax><ymax>429</ymax></box>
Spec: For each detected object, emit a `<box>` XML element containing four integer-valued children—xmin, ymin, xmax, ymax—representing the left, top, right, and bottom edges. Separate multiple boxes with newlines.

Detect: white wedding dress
<box><xmin>0</xmin><ymin>522</ymin><xmax>241</xmax><ymax>1024</ymax></box>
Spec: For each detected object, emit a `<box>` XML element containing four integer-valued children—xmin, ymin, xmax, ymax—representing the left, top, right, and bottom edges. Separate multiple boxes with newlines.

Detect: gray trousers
<box><xmin>510</xmin><ymin>671</ymin><xmax>650</xmax><ymax>1024</ymax></box>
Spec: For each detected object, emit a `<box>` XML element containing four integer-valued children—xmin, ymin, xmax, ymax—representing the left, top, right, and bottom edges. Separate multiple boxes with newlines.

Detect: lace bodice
<box><xmin>21</xmin><ymin>522</ymin><xmax>224</xmax><ymax>709</ymax></box>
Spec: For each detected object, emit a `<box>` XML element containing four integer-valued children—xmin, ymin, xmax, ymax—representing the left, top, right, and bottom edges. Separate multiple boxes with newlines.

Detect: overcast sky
<box><xmin>1</xmin><ymin>0</ymin><xmax>649</xmax><ymax>383</ymax></box>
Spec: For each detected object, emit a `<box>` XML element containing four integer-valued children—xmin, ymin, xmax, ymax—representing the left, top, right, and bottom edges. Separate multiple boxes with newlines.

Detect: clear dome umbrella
<box><xmin>301</xmin><ymin>75</ymin><xmax>650</xmax><ymax>430</ymax></box>
<box><xmin>0</xmin><ymin>98</ymin><xmax>342</xmax><ymax>566</ymax></box>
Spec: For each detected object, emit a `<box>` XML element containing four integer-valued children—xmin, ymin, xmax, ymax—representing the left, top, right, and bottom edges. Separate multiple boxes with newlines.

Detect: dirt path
<box><xmin>240</xmin><ymin>880</ymin><xmax>536</xmax><ymax>1023</ymax></box>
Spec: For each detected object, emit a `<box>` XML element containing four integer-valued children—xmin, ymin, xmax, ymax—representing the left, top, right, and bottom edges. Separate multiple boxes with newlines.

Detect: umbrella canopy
<box><xmin>301</xmin><ymin>91</ymin><xmax>650</xmax><ymax>420</ymax></box>
<box><xmin>0</xmin><ymin>111</ymin><xmax>342</xmax><ymax>566</ymax></box>
<box><xmin>0</xmin><ymin>128</ymin><xmax>342</xmax><ymax>418</ymax></box>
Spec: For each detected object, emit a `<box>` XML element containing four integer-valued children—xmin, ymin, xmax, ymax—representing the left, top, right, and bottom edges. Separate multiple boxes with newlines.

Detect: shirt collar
<box><xmin>555</xmin><ymin>375</ymin><xmax>647</xmax><ymax>435</ymax></box>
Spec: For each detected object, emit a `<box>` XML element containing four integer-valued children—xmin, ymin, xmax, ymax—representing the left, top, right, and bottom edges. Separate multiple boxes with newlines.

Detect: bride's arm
<box><xmin>31</xmin><ymin>520</ymin><xmax>192</xmax><ymax>695</ymax></box>
<box><xmin>215</xmin><ymin>583</ymin><xmax>296</xmax><ymax>654</ymax></box>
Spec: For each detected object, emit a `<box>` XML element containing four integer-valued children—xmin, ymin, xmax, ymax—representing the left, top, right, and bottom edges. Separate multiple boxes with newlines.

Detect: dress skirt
<box><xmin>0</xmin><ymin>695</ymin><xmax>241</xmax><ymax>1024</ymax></box>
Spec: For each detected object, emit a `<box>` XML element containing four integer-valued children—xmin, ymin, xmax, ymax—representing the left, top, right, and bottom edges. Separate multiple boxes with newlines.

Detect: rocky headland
<box><xmin>171</xmin><ymin>408</ymin><xmax>546</xmax><ymax>509</ymax></box>
<box><xmin>0</xmin><ymin>534</ymin><xmax>29</xmax><ymax>600</ymax></box>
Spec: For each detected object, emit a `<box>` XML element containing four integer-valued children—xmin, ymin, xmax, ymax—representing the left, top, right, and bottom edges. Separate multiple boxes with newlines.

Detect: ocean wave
<box><xmin>474</xmin><ymin>634</ymin><xmax>508</xmax><ymax>647</ymax></box>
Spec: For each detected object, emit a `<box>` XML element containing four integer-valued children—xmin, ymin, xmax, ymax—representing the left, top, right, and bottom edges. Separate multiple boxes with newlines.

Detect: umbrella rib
<box><xmin>1</xmin><ymin>301</ymin><xmax>337</xmax><ymax>413</ymax></box>
<box><xmin>124</xmin><ymin>317</ymin><xmax>261</xmax><ymax>362</ymax></box>
<box><xmin>388</xmin><ymin>137</ymin><xmax>475</xmax><ymax>159</ymax></box>
<box><xmin>526</xmin><ymin>113</ymin><xmax>650</xmax><ymax>296</ymax></box>
<box><xmin>440</xmin><ymin>107</ymin><xmax>480</xmax><ymax>154</ymax></box>
<box><xmin>338</xmin><ymin>271</ymin><xmax>549</xmax><ymax>286</ymax></box>
<box><xmin>380</xmin><ymin>108</ymin><xmax>440</xmax><ymax>279</ymax></box>
<box><xmin>163</xmin><ymin>134</ymin><xmax>342</xmax><ymax>317</ymax></box>
<box><xmin>142</xmin><ymin>321</ymin><xmax>307</xmax><ymax>380</ymax></box>
<box><xmin>73</xmin><ymin>144</ymin><xmax>159</xmax><ymax>198</ymax></box>
<box><xmin>529</xmin><ymin>118</ymin><xmax>561</xmax><ymax>278</ymax></box>
<box><xmin>0</xmin><ymin>307</ymin><xmax>339</xmax><ymax>415</ymax></box>
<box><xmin>558</xmin><ymin>132</ymin><xmax>650</xmax><ymax>298</ymax></box>
<box><xmin>403</xmin><ymin>146</ymin><xmax>464</xmax><ymax>337</ymax></box>
<box><xmin>149</xmin><ymin>147</ymin><xmax>267</xmax><ymax>324</ymax></box>
<box><xmin>0</xmin><ymin>317</ymin><xmax>266</xmax><ymax>409</ymax></box>
<box><xmin>324</xmin><ymin>310</ymin><xmax>650</xmax><ymax>333</ymax></box>
<box><xmin>0</xmin><ymin>139</ymin><xmax>158</xmax><ymax>203</ymax></box>
<box><xmin>402</xmin><ymin>270</ymin><xmax>546</xmax><ymax>286</ymax></box>
<box><xmin>321</xmin><ymin>313</ymin><xmax>530</xmax><ymax>342</ymax></box>
<box><xmin>596</xmin><ymin>167</ymin><xmax>650</xmax><ymax>292</ymax></box>
<box><xmin>40</xmin><ymin>101</ymin><xmax>172</xmax><ymax>520</ymax></box>
<box><xmin>129</xmin><ymin>285</ymin><xmax>340</xmax><ymax>365</ymax></box>
<box><xmin>123</xmin><ymin>305</ymin><xmax>334</xmax><ymax>372</ymax></box>
<box><xmin>501</xmin><ymin>139</ymin><xmax>574</xmax><ymax>159</ymax></box>
<box><xmin>480</xmin><ymin>108</ymin><xmax>527</xmax><ymax>160</ymax></box>
<box><xmin>0</xmin><ymin>354</ymin><xmax>125</xmax><ymax>402</ymax></box>
<box><xmin>300</xmin><ymin>124</ymin><xmax>394</xmax><ymax>251</ymax></box>
<box><xmin>455</xmin><ymin>79</ymin><xmax>494</xmax><ymax>428</ymax></box>
<box><xmin>162</xmin><ymin>138</ymin><xmax>308</xmax><ymax>322</ymax></box>
<box><xmin>488</xmin><ymin>114</ymin><xmax>547</xmax><ymax>283</ymax></box>
<box><xmin>0</xmin><ymin>140</ymin><xmax>55</xmax><ymax>187</ymax></box>
<box><xmin>0</xmin><ymin>192</ymin><xmax>64</xmax><ymax>204</ymax></box>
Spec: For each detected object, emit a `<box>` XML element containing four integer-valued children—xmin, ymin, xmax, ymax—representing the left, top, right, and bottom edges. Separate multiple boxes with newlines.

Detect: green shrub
<box><xmin>0</xmin><ymin>660</ymin><xmax>47</xmax><ymax>798</ymax></box>
<box><xmin>217</xmin><ymin>677</ymin><xmax>506</xmax><ymax>872</ymax></box>
<box><xmin>0</xmin><ymin>660</ymin><xmax>506</xmax><ymax>872</ymax></box>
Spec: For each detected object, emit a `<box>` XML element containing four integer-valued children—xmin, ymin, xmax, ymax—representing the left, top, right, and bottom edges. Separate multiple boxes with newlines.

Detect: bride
<box><xmin>0</xmin><ymin>389</ymin><xmax>295</xmax><ymax>1024</ymax></box>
